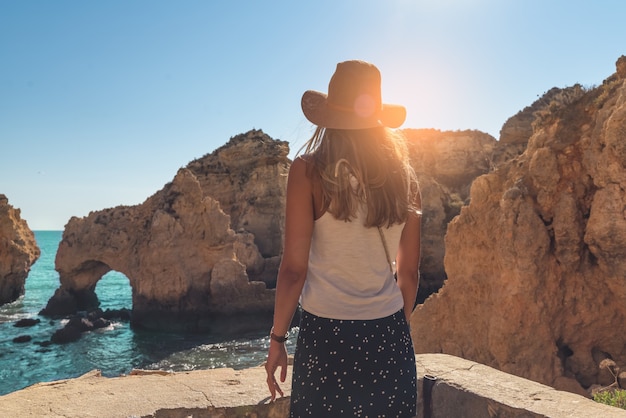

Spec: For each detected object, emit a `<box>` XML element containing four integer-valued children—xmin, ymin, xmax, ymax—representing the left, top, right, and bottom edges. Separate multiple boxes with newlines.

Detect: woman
<box><xmin>265</xmin><ymin>60</ymin><xmax>421</xmax><ymax>417</ymax></box>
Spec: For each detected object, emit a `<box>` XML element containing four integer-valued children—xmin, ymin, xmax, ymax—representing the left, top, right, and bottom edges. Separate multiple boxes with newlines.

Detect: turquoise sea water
<box><xmin>0</xmin><ymin>231</ymin><xmax>294</xmax><ymax>396</ymax></box>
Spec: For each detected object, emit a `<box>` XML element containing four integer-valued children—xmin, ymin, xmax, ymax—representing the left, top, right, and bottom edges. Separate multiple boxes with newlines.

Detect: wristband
<box><xmin>270</xmin><ymin>328</ymin><xmax>289</xmax><ymax>343</ymax></box>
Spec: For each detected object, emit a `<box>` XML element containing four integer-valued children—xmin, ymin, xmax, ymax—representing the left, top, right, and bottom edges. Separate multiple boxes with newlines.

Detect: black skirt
<box><xmin>290</xmin><ymin>309</ymin><xmax>417</xmax><ymax>417</ymax></box>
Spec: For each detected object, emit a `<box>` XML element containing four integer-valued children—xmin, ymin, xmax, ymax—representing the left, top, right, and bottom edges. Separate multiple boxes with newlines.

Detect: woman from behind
<box><xmin>265</xmin><ymin>60</ymin><xmax>422</xmax><ymax>417</ymax></box>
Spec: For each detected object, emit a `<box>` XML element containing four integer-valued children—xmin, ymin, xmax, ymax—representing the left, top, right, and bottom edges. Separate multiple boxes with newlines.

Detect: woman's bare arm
<box><xmin>395</xmin><ymin>192</ymin><xmax>422</xmax><ymax>323</ymax></box>
<box><xmin>265</xmin><ymin>157</ymin><xmax>314</xmax><ymax>400</ymax></box>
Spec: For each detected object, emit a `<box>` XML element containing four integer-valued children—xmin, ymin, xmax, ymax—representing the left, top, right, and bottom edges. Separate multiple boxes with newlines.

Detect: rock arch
<box><xmin>42</xmin><ymin>131</ymin><xmax>289</xmax><ymax>332</ymax></box>
<box><xmin>95</xmin><ymin>270</ymin><xmax>132</xmax><ymax>309</ymax></box>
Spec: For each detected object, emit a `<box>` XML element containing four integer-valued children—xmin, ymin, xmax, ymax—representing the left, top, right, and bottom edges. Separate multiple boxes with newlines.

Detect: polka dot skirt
<box><xmin>290</xmin><ymin>309</ymin><xmax>417</xmax><ymax>417</ymax></box>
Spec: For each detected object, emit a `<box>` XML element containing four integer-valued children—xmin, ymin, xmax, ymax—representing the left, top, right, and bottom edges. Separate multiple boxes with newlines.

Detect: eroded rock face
<box><xmin>187</xmin><ymin>132</ymin><xmax>287</xmax><ymax>258</ymax></box>
<box><xmin>0</xmin><ymin>195</ymin><xmax>40</xmax><ymax>306</ymax></box>
<box><xmin>495</xmin><ymin>84</ymin><xmax>587</xmax><ymax>166</ymax></box>
<box><xmin>410</xmin><ymin>60</ymin><xmax>626</xmax><ymax>394</ymax></box>
<box><xmin>43</xmin><ymin>130</ymin><xmax>289</xmax><ymax>331</ymax></box>
<box><xmin>403</xmin><ymin>129</ymin><xmax>497</xmax><ymax>298</ymax></box>
<box><xmin>616</xmin><ymin>55</ymin><xmax>626</xmax><ymax>79</ymax></box>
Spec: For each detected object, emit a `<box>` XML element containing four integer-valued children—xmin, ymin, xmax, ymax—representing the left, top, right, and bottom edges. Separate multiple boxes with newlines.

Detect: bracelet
<box><xmin>270</xmin><ymin>328</ymin><xmax>289</xmax><ymax>343</ymax></box>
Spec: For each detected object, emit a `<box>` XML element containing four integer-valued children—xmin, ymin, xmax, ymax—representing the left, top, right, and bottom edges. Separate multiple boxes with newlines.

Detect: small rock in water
<box><xmin>14</xmin><ymin>318</ymin><xmax>41</xmax><ymax>328</ymax></box>
<box><xmin>67</xmin><ymin>316</ymin><xmax>94</xmax><ymax>332</ymax></box>
<box><xmin>92</xmin><ymin>318</ymin><xmax>111</xmax><ymax>329</ymax></box>
<box><xmin>34</xmin><ymin>340</ymin><xmax>53</xmax><ymax>348</ymax></box>
<box><xmin>51</xmin><ymin>325</ymin><xmax>82</xmax><ymax>344</ymax></box>
<box><xmin>13</xmin><ymin>335</ymin><xmax>32</xmax><ymax>343</ymax></box>
<box><xmin>102</xmin><ymin>308</ymin><xmax>132</xmax><ymax>321</ymax></box>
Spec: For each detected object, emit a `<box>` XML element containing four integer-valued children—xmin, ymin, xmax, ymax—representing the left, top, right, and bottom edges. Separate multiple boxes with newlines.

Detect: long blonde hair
<box><xmin>301</xmin><ymin>126</ymin><xmax>420</xmax><ymax>227</ymax></box>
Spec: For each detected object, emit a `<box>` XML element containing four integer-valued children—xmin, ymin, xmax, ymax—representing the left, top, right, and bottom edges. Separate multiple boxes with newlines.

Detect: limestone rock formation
<box><xmin>187</xmin><ymin>132</ymin><xmax>287</xmax><ymax>259</ymax></box>
<box><xmin>496</xmin><ymin>84</ymin><xmax>586</xmax><ymax>165</ymax></box>
<box><xmin>410</xmin><ymin>56</ymin><xmax>626</xmax><ymax>395</ymax></box>
<box><xmin>43</xmin><ymin>130</ymin><xmax>290</xmax><ymax>332</ymax></box>
<box><xmin>402</xmin><ymin>129</ymin><xmax>497</xmax><ymax>298</ymax></box>
<box><xmin>0</xmin><ymin>195</ymin><xmax>40</xmax><ymax>306</ymax></box>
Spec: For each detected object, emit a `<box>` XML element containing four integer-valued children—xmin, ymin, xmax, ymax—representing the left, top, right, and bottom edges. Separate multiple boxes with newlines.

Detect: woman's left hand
<box><xmin>265</xmin><ymin>340</ymin><xmax>288</xmax><ymax>401</ymax></box>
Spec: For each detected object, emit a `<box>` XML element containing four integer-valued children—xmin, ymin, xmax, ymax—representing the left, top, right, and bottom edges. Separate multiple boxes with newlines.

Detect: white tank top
<box><xmin>299</xmin><ymin>205</ymin><xmax>405</xmax><ymax>320</ymax></box>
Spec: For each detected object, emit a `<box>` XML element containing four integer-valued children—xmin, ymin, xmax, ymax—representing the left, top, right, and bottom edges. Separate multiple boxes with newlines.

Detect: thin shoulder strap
<box><xmin>377</xmin><ymin>226</ymin><xmax>393</xmax><ymax>274</ymax></box>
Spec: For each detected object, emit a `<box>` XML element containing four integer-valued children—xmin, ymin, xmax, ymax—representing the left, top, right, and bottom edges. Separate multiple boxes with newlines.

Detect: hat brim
<box><xmin>301</xmin><ymin>90</ymin><xmax>406</xmax><ymax>130</ymax></box>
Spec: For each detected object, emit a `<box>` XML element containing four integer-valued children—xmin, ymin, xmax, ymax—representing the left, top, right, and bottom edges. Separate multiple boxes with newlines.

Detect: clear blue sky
<box><xmin>1</xmin><ymin>0</ymin><xmax>624</xmax><ymax>230</ymax></box>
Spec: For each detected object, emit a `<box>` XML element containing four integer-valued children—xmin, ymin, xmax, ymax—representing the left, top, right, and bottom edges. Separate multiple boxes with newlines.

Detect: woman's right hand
<box><xmin>265</xmin><ymin>339</ymin><xmax>288</xmax><ymax>401</ymax></box>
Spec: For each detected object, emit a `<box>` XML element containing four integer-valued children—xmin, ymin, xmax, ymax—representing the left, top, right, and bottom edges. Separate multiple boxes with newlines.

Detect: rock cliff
<box><xmin>186</xmin><ymin>132</ymin><xmax>287</xmax><ymax>259</ymax></box>
<box><xmin>43</xmin><ymin>130</ymin><xmax>289</xmax><ymax>331</ymax></box>
<box><xmin>402</xmin><ymin>129</ymin><xmax>497</xmax><ymax>298</ymax></box>
<box><xmin>495</xmin><ymin>84</ymin><xmax>587</xmax><ymax>165</ymax></box>
<box><xmin>0</xmin><ymin>195</ymin><xmax>40</xmax><ymax>306</ymax></box>
<box><xmin>410</xmin><ymin>56</ymin><xmax>626</xmax><ymax>395</ymax></box>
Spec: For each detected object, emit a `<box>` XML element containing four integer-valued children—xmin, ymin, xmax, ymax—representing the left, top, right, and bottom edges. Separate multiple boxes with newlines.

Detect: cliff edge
<box><xmin>0</xmin><ymin>194</ymin><xmax>40</xmax><ymax>306</ymax></box>
<box><xmin>411</xmin><ymin>56</ymin><xmax>626</xmax><ymax>396</ymax></box>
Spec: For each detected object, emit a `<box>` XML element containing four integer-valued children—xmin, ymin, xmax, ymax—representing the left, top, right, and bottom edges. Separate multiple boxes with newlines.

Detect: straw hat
<box><xmin>301</xmin><ymin>60</ymin><xmax>406</xmax><ymax>130</ymax></box>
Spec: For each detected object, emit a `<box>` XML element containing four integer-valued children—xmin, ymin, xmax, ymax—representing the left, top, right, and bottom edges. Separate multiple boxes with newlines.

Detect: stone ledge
<box><xmin>416</xmin><ymin>354</ymin><xmax>626</xmax><ymax>417</ymax></box>
<box><xmin>0</xmin><ymin>366</ymin><xmax>291</xmax><ymax>418</ymax></box>
<box><xmin>1</xmin><ymin>354</ymin><xmax>624</xmax><ymax>417</ymax></box>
